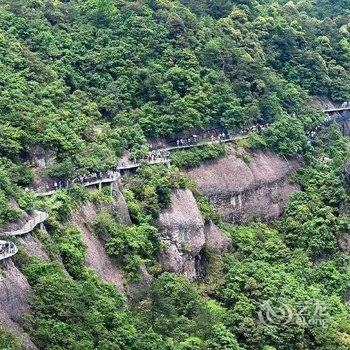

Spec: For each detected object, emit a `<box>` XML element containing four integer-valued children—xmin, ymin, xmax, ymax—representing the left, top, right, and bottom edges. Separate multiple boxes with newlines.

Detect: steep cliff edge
<box><xmin>186</xmin><ymin>149</ymin><xmax>301</xmax><ymax>223</ymax></box>
<box><xmin>157</xmin><ymin>189</ymin><xmax>232</xmax><ymax>280</ymax></box>
<box><xmin>70</xmin><ymin>201</ymin><xmax>125</xmax><ymax>291</ymax></box>
<box><xmin>0</xmin><ymin>200</ymin><xmax>31</xmax><ymax>232</ymax></box>
<box><xmin>18</xmin><ymin>233</ymin><xmax>50</xmax><ymax>262</ymax></box>
<box><xmin>0</xmin><ymin>260</ymin><xmax>38</xmax><ymax>350</ymax></box>
<box><xmin>69</xmin><ymin>186</ymin><xmax>131</xmax><ymax>291</ymax></box>
<box><xmin>0</xmin><ymin>185</ymin><xmax>131</xmax><ymax>346</ymax></box>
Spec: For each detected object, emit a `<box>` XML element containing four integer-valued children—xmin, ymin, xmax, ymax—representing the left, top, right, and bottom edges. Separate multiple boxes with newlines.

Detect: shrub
<box><xmin>171</xmin><ymin>144</ymin><xmax>226</xmax><ymax>168</ymax></box>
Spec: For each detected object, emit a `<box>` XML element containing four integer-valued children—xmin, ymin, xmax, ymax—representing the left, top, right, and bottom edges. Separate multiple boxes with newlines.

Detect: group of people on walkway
<box><xmin>172</xmin><ymin>123</ymin><xmax>269</xmax><ymax>148</ymax></box>
<box><xmin>210</xmin><ymin>132</ymin><xmax>230</xmax><ymax>142</ymax></box>
<box><xmin>0</xmin><ymin>241</ymin><xmax>16</xmax><ymax>258</ymax></box>
<box><xmin>175</xmin><ymin>131</ymin><xmax>231</xmax><ymax>147</ymax></box>
<box><xmin>240</xmin><ymin>123</ymin><xmax>269</xmax><ymax>135</ymax></box>
<box><xmin>176</xmin><ymin>134</ymin><xmax>199</xmax><ymax>147</ymax></box>
<box><xmin>341</xmin><ymin>101</ymin><xmax>350</xmax><ymax>108</ymax></box>
<box><xmin>38</xmin><ymin>122</ymin><xmax>271</xmax><ymax>195</ymax></box>
<box><xmin>147</xmin><ymin>149</ymin><xmax>171</xmax><ymax>162</ymax></box>
<box><xmin>72</xmin><ymin>169</ymin><xmax>119</xmax><ymax>185</ymax></box>
<box><xmin>128</xmin><ymin>149</ymin><xmax>171</xmax><ymax>166</ymax></box>
<box><xmin>49</xmin><ymin>169</ymin><xmax>120</xmax><ymax>192</ymax></box>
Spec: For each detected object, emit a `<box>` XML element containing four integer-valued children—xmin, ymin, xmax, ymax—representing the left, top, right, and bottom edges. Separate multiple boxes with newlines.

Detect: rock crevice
<box><xmin>157</xmin><ymin>189</ymin><xmax>232</xmax><ymax>280</ymax></box>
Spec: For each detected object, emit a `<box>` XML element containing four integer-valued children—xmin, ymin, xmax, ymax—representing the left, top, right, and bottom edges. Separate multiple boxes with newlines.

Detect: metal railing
<box><xmin>117</xmin><ymin>158</ymin><xmax>171</xmax><ymax>170</ymax></box>
<box><xmin>0</xmin><ymin>210</ymin><xmax>48</xmax><ymax>237</ymax></box>
<box><xmin>323</xmin><ymin>106</ymin><xmax>350</xmax><ymax>113</ymax></box>
<box><xmin>0</xmin><ymin>241</ymin><xmax>18</xmax><ymax>261</ymax></box>
<box><xmin>35</xmin><ymin>173</ymin><xmax>121</xmax><ymax>198</ymax></box>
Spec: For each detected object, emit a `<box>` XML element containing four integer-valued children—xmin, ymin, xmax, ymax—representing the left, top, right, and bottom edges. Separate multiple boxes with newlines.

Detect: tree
<box><xmin>206</xmin><ymin>325</ymin><xmax>241</xmax><ymax>350</ymax></box>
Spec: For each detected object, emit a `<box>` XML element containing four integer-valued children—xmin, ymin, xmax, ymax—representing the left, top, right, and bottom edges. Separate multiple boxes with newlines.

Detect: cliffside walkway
<box><xmin>0</xmin><ymin>210</ymin><xmax>48</xmax><ymax>237</ymax></box>
<box><xmin>35</xmin><ymin>172</ymin><xmax>121</xmax><ymax>198</ymax></box>
<box><xmin>0</xmin><ymin>210</ymin><xmax>48</xmax><ymax>260</ymax></box>
<box><xmin>323</xmin><ymin>106</ymin><xmax>350</xmax><ymax>114</ymax></box>
<box><xmin>32</xmin><ymin>133</ymin><xmax>243</xmax><ymax>197</ymax></box>
<box><xmin>34</xmin><ymin>159</ymin><xmax>172</xmax><ymax>198</ymax></box>
<box><xmin>0</xmin><ymin>240</ymin><xmax>18</xmax><ymax>261</ymax></box>
<box><xmin>31</xmin><ymin>108</ymin><xmax>350</xmax><ymax>199</ymax></box>
<box><xmin>117</xmin><ymin>158</ymin><xmax>171</xmax><ymax>170</ymax></box>
<box><xmin>2</xmin><ymin>107</ymin><xmax>349</xmax><ymax>261</ymax></box>
<box><xmin>162</xmin><ymin>133</ymin><xmax>248</xmax><ymax>152</ymax></box>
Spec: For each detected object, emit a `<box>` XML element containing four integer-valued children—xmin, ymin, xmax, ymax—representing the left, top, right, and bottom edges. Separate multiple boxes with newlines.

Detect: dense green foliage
<box><xmin>93</xmin><ymin>211</ymin><xmax>160</xmax><ymax>278</ymax></box>
<box><xmin>138</xmin><ymin>272</ymin><xmax>242</xmax><ymax>350</ymax></box>
<box><xmin>1</xmin><ymin>0</ymin><xmax>350</xmax><ymax>223</ymax></box>
<box><xmin>91</xmin><ymin>166</ymin><xmax>188</xmax><ymax>276</ymax></box>
<box><xmin>276</xmin><ymin>125</ymin><xmax>350</xmax><ymax>258</ymax></box>
<box><xmin>123</xmin><ymin>165</ymin><xmax>188</xmax><ymax>220</ymax></box>
<box><xmin>0</xmin><ymin>331</ymin><xmax>23</xmax><ymax>350</ymax></box>
<box><xmin>171</xmin><ymin>144</ymin><xmax>226</xmax><ymax>168</ymax></box>
<box><xmin>11</xmin><ymin>127</ymin><xmax>350</xmax><ymax>349</ymax></box>
<box><xmin>20</xmin><ymin>258</ymin><xmax>168</xmax><ymax>350</ymax></box>
<box><xmin>2</xmin><ymin>0</ymin><xmax>350</xmax><ymax>349</ymax></box>
<box><xmin>216</xmin><ymin>224</ymin><xmax>350</xmax><ymax>350</ymax></box>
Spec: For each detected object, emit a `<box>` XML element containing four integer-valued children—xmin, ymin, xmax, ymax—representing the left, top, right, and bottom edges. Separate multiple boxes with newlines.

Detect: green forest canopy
<box><xmin>2</xmin><ymin>0</ymin><xmax>350</xmax><ymax>221</ymax></box>
<box><xmin>2</xmin><ymin>1</ymin><xmax>350</xmax><ymax>349</ymax></box>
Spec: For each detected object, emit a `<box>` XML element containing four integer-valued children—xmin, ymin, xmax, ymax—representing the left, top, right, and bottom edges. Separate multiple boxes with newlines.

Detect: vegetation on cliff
<box><xmin>2</xmin><ymin>0</ymin><xmax>350</xmax><ymax>222</ymax></box>
<box><xmin>1</xmin><ymin>0</ymin><xmax>350</xmax><ymax>349</ymax></box>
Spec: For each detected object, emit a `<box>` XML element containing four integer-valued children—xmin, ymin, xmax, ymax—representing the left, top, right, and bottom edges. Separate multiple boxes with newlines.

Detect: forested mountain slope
<box><xmin>2</xmin><ymin>0</ymin><xmax>350</xmax><ymax>222</ymax></box>
<box><xmin>1</xmin><ymin>0</ymin><xmax>350</xmax><ymax>349</ymax></box>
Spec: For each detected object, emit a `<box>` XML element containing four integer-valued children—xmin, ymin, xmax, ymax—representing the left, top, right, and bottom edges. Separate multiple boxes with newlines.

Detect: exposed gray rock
<box><xmin>112</xmin><ymin>182</ymin><xmax>132</xmax><ymax>225</ymax></box>
<box><xmin>128</xmin><ymin>265</ymin><xmax>153</xmax><ymax>301</ymax></box>
<box><xmin>204</xmin><ymin>221</ymin><xmax>233</xmax><ymax>254</ymax></box>
<box><xmin>338</xmin><ymin>235</ymin><xmax>350</xmax><ymax>253</ymax></box>
<box><xmin>82</xmin><ymin>223</ymin><xmax>124</xmax><ymax>291</ymax></box>
<box><xmin>18</xmin><ymin>232</ymin><xmax>50</xmax><ymax>262</ymax></box>
<box><xmin>29</xmin><ymin>145</ymin><xmax>56</xmax><ymax>168</ymax></box>
<box><xmin>187</xmin><ymin>149</ymin><xmax>300</xmax><ymax>223</ymax></box>
<box><xmin>157</xmin><ymin>189</ymin><xmax>206</xmax><ymax>280</ymax></box>
<box><xmin>0</xmin><ymin>259</ymin><xmax>38</xmax><ymax>350</ymax></box>
<box><xmin>70</xmin><ymin>201</ymin><xmax>125</xmax><ymax>291</ymax></box>
<box><xmin>311</xmin><ymin>96</ymin><xmax>336</xmax><ymax>110</ymax></box>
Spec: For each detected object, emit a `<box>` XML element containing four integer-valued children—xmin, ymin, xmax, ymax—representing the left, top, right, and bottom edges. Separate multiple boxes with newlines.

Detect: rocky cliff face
<box><xmin>186</xmin><ymin>149</ymin><xmax>301</xmax><ymax>223</ymax></box>
<box><xmin>18</xmin><ymin>232</ymin><xmax>50</xmax><ymax>262</ymax></box>
<box><xmin>70</xmin><ymin>194</ymin><xmax>130</xmax><ymax>292</ymax></box>
<box><xmin>0</xmin><ymin>186</ymin><xmax>130</xmax><ymax>347</ymax></box>
<box><xmin>157</xmin><ymin>189</ymin><xmax>232</xmax><ymax>280</ymax></box>
<box><xmin>204</xmin><ymin>220</ymin><xmax>233</xmax><ymax>253</ymax></box>
<box><xmin>0</xmin><ymin>260</ymin><xmax>38</xmax><ymax>350</ymax></box>
<box><xmin>0</xmin><ymin>199</ymin><xmax>32</xmax><ymax>232</ymax></box>
<box><xmin>68</xmin><ymin>183</ymin><xmax>131</xmax><ymax>291</ymax></box>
